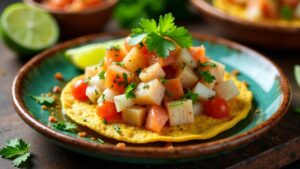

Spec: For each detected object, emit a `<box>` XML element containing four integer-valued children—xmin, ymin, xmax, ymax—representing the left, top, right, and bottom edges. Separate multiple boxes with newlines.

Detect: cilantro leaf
<box><xmin>130</xmin><ymin>13</ymin><xmax>192</xmax><ymax>58</ymax></box>
<box><xmin>159</xmin><ymin>76</ymin><xmax>167</xmax><ymax>84</ymax></box>
<box><xmin>198</xmin><ymin>70</ymin><xmax>216</xmax><ymax>84</ymax></box>
<box><xmin>30</xmin><ymin>95</ymin><xmax>55</xmax><ymax>105</ymax></box>
<box><xmin>0</xmin><ymin>139</ymin><xmax>31</xmax><ymax>168</ymax></box>
<box><xmin>98</xmin><ymin>71</ymin><xmax>105</xmax><ymax>80</ymax></box>
<box><xmin>52</xmin><ymin>121</ymin><xmax>77</xmax><ymax>133</ymax></box>
<box><xmin>125</xmin><ymin>82</ymin><xmax>137</xmax><ymax>99</ymax></box>
<box><xmin>280</xmin><ymin>5</ymin><xmax>293</xmax><ymax>20</ymax></box>
<box><xmin>114</xmin><ymin>125</ymin><xmax>121</xmax><ymax>134</ymax></box>
<box><xmin>182</xmin><ymin>90</ymin><xmax>198</xmax><ymax>104</ymax></box>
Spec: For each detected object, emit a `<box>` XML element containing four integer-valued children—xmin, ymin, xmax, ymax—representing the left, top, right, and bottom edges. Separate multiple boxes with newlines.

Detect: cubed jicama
<box><xmin>201</xmin><ymin>60</ymin><xmax>225</xmax><ymax>88</ymax></box>
<box><xmin>175</xmin><ymin>48</ymin><xmax>197</xmax><ymax>69</ymax></box>
<box><xmin>145</xmin><ymin>105</ymin><xmax>169</xmax><ymax>133</ymax></box>
<box><xmin>139</xmin><ymin>63</ymin><xmax>166</xmax><ymax>82</ymax></box>
<box><xmin>84</xmin><ymin>64</ymin><xmax>104</xmax><ymax>78</ymax></box>
<box><xmin>114</xmin><ymin>94</ymin><xmax>135</xmax><ymax>112</ymax></box>
<box><xmin>122</xmin><ymin>106</ymin><xmax>146</xmax><ymax>127</ymax></box>
<box><xmin>85</xmin><ymin>85</ymin><xmax>101</xmax><ymax>102</ymax></box>
<box><xmin>123</xmin><ymin>47</ymin><xmax>148</xmax><ymax>72</ymax></box>
<box><xmin>134</xmin><ymin>79</ymin><xmax>165</xmax><ymax>105</ymax></box>
<box><xmin>89</xmin><ymin>75</ymin><xmax>105</xmax><ymax>91</ymax></box>
<box><xmin>105</xmin><ymin>65</ymin><xmax>134</xmax><ymax>93</ymax></box>
<box><xmin>193</xmin><ymin>101</ymin><xmax>203</xmax><ymax>115</ymax></box>
<box><xmin>176</xmin><ymin>66</ymin><xmax>198</xmax><ymax>89</ymax></box>
<box><xmin>193</xmin><ymin>82</ymin><xmax>216</xmax><ymax>101</ymax></box>
<box><xmin>97</xmin><ymin>88</ymin><xmax>118</xmax><ymax>104</ymax></box>
<box><xmin>214</xmin><ymin>80</ymin><xmax>240</xmax><ymax>101</ymax></box>
<box><xmin>166</xmin><ymin>100</ymin><xmax>194</xmax><ymax>126</ymax></box>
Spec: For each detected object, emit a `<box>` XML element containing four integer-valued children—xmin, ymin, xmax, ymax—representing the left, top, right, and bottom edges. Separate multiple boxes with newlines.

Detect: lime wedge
<box><xmin>295</xmin><ymin>65</ymin><xmax>300</xmax><ymax>87</ymax></box>
<box><xmin>0</xmin><ymin>3</ymin><xmax>59</xmax><ymax>56</ymax></box>
<box><xmin>65</xmin><ymin>38</ymin><xmax>125</xmax><ymax>69</ymax></box>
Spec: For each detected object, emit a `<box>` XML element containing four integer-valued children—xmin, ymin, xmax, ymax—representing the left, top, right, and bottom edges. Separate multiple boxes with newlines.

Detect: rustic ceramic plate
<box><xmin>190</xmin><ymin>0</ymin><xmax>300</xmax><ymax>49</ymax></box>
<box><xmin>12</xmin><ymin>32</ymin><xmax>290</xmax><ymax>164</ymax></box>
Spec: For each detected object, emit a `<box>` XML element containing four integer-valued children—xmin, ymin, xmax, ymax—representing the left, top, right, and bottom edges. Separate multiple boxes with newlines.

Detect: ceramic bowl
<box><xmin>23</xmin><ymin>0</ymin><xmax>117</xmax><ymax>40</ymax></box>
<box><xmin>12</xmin><ymin>32</ymin><xmax>291</xmax><ymax>164</ymax></box>
<box><xmin>190</xmin><ymin>0</ymin><xmax>300</xmax><ymax>49</ymax></box>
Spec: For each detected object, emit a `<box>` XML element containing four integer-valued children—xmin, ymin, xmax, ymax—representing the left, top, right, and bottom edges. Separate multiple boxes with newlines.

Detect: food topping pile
<box><xmin>43</xmin><ymin>0</ymin><xmax>104</xmax><ymax>11</ymax></box>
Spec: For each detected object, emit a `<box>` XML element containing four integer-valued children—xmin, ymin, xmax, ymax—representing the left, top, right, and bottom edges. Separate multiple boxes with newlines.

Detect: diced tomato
<box><xmin>124</xmin><ymin>36</ymin><xmax>134</xmax><ymax>52</ymax></box>
<box><xmin>105</xmin><ymin>65</ymin><xmax>134</xmax><ymax>93</ymax></box>
<box><xmin>105</xmin><ymin>47</ymin><xmax>125</xmax><ymax>68</ymax></box>
<box><xmin>189</xmin><ymin>46</ymin><xmax>208</xmax><ymax>64</ymax></box>
<box><xmin>96</xmin><ymin>101</ymin><xmax>121</xmax><ymax>122</ymax></box>
<box><xmin>82</xmin><ymin>0</ymin><xmax>102</xmax><ymax>6</ymax></box>
<box><xmin>46</xmin><ymin>0</ymin><xmax>74</xmax><ymax>9</ymax></box>
<box><xmin>72</xmin><ymin>79</ymin><xmax>89</xmax><ymax>101</ymax></box>
<box><xmin>204</xmin><ymin>97</ymin><xmax>230</xmax><ymax>119</ymax></box>
<box><xmin>145</xmin><ymin>105</ymin><xmax>169</xmax><ymax>133</ymax></box>
<box><xmin>163</xmin><ymin>66</ymin><xmax>177</xmax><ymax>79</ymax></box>
<box><xmin>164</xmin><ymin>78</ymin><xmax>184</xmax><ymax>100</ymax></box>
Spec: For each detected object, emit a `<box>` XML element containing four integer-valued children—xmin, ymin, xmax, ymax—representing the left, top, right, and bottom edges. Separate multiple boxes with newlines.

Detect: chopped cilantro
<box><xmin>135</xmin><ymin>67</ymin><xmax>142</xmax><ymax>75</ymax></box>
<box><xmin>52</xmin><ymin>121</ymin><xmax>77</xmax><ymax>133</ymax></box>
<box><xmin>129</xmin><ymin>13</ymin><xmax>192</xmax><ymax>58</ymax></box>
<box><xmin>122</xmin><ymin>73</ymin><xmax>129</xmax><ymax>86</ymax></box>
<box><xmin>182</xmin><ymin>90</ymin><xmax>198</xmax><ymax>104</ymax></box>
<box><xmin>125</xmin><ymin>82</ymin><xmax>137</xmax><ymax>99</ymax></box>
<box><xmin>199</xmin><ymin>61</ymin><xmax>216</xmax><ymax>68</ymax></box>
<box><xmin>0</xmin><ymin>139</ymin><xmax>31</xmax><ymax>168</ymax></box>
<box><xmin>97</xmin><ymin>138</ymin><xmax>105</xmax><ymax>144</ymax></box>
<box><xmin>30</xmin><ymin>95</ymin><xmax>55</xmax><ymax>105</ymax></box>
<box><xmin>101</xmin><ymin>94</ymin><xmax>106</xmax><ymax>102</ymax></box>
<box><xmin>114</xmin><ymin>125</ymin><xmax>121</xmax><ymax>134</ymax></box>
<box><xmin>159</xmin><ymin>76</ymin><xmax>167</xmax><ymax>84</ymax></box>
<box><xmin>198</xmin><ymin>70</ymin><xmax>216</xmax><ymax>84</ymax></box>
<box><xmin>143</xmin><ymin>84</ymin><xmax>150</xmax><ymax>90</ymax></box>
<box><xmin>98</xmin><ymin>71</ymin><xmax>105</xmax><ymax>80</ymax></box>
<box><xmin>280</xmin><ymin>5</ymin><xmax>293</xmax><ymax>20</ymax></box>
<box><xmin>102</xmin><ymin>119</ymin><xmax>108</xmax><ymax>125</ymax></box>
<box><xmin>115</xmin><ymin>62</ymin><xmax>124</xmax><ymax>67</ymax></box>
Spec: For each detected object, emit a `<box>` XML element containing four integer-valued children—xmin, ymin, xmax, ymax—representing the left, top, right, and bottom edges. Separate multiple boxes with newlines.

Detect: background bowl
<box><xmin>12</xmin><ymin>32</ymin><xmax>290</xmax><ymax>163</ymax></box>
<box><xmin>24</xmin><ymin>0</ymin><xmax>117</xmax><ymax>40</ymax></box>
<box><xmin>190</xmin><ymin>0</ymin><xmax>300</xmax><ymax>49</ymax></box>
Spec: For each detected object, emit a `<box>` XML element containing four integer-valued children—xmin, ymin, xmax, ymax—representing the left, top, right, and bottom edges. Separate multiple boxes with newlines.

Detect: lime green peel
<box><xmin>0</xmin><ymin>3</ymin><xmax>59</xmax><ymax>56</ymax></box>
<box><xmin>295</xmin><ymin>65</ymin><xmax>300</xmax><ymax>87</ymax></box>
<box><xmin>65</xmin><ymin>38</ymin><xmax>125</xmax><ymax>69</ymax></box>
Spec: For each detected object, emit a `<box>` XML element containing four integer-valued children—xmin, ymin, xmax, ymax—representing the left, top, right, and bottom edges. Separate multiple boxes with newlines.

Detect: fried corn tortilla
<box><xmin>213</xmin><ymin>0</ymin><xmax>300</xmax><ymax>27</ymax></box>
<box><xmin>61</xmin><ymin>73</ymin><xmax>252</xmax><ymax>143</ymax></box>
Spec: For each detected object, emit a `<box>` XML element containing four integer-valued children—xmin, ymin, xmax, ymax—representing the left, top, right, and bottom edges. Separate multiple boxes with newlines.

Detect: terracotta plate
<box><xmin>12</xmin><ymin>32</ymin><xmax>291</xmax><ymax>163</ymax></box>
<box><xmin>190</xmin><ymin>0</ymin><xmax>300</xmax><ymax>49</ymax></box>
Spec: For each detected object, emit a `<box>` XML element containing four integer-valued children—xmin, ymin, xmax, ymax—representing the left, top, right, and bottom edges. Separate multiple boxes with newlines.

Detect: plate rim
<box><xmin>190</xmin><ymin>0</ymin><xmax>300</xmax><ymax>33</ymax></box>
<box><xmin>12</xmin><ymin>31</ymin><xmax>291</xmax><ymax>159</ymax></box>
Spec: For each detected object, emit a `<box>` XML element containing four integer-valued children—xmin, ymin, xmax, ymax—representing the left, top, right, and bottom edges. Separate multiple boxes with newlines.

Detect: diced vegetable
<box><xmin>97</xmin><ymin>88</ymin><xmax>118</xmax><ymax>104</ymax></box>
<box><xmin>166</xmin><ymin>100</ymin><xmax>194</xmax><ymax>126</ymax></box>
<box><xmin>114</xmin><ymin>94</ymin><xmax>135</xmax><ymax>112</ymax></box>
<box><xmin>176</xmin><ymin>66</ymin><xmax>198</xmax><ymax>89</ymax></box>
<box><xmin>193</xmin><ymin>101</ymin><xmax>203</xmax><ymax>115</ymax></box>
<box><xmin>89</xmin><ymin>75</ymin><xmax>105</xmax><ymax>91</ymax></box>
<box><xmin>139</xmin><ymin>63</ymin><xmax>166</xmax><ymax>82</ymax></box>
<box><xmin>123</xmin><ymin>47</ymin><xmax>148</xmax><ymax>72</ymax></box>
<box><xmin>105</xmin><ymin>46</ymin><xmax>125</xmax><ymax>68</ymax></box>
<box><xmin>214</xmin><ymin>80</ymin><xmax>240</xmax><ymax>101</ymax></box>
<box><xmin>204</xmin><ymin>97</ymin><xmax>230</xmax><ymax>119</ymax></box>
<box><xmin>193</xmin><ymin>82</ymin><xmax>216</xmax><ymax>101</ymax></box>
<box><xmin>189</xmin><ymin>46</ymin><xmax>208</xmax><ymax>64</ymax></box>
<box><xmin>97</xmin><ymin>101</ymin><xmax>121</xmax><ymax>122</ymax></box>
<box><xmin>145</xmin><ymin>105</ymin><xmax>169</xmax><ymax>133</ymax></box>
<box><xmin>72</xmin><ymin>79</ymin><xmax>89</xmax><ymax>101</ymax></box>
<box><xmin>175</xmin><ymin>48</ymin><xmax>197</xmax><ymax>69</ymax></box>
<box><xmin>201</xmin><ymin>60</ymin><xmax>225</xmax><ymax>88</ymax></box>
<box><xmin>85</xmin><ymin>85</ymin><xmax>101</xmax><ymax>102</ymax></box>
<box><xmin>122</xmin><ymin>106</ymin><xmax>146</xmax><ymax>127</ymax></box>
<box><xmin>84</xmin><ymin>64</ymin><xmax>104</xmax><ymax>78</ymax></box>
<box><xmin>134</xmin><ymin>79</ymin><xmax>165</xmax><ymax>105</ymax></box>
<box><xmin>105</xmin><ymin>65</ymin><xmax>134</xmax><ymax>93</ymax></box>
<box><xmin>164</xmin><ymin>78</ymin><xmax>184</xmax><ymax>100</ymax></box>
<box><xmin>124</xmin><ymin>36</ymin><xmax>134</xmax><ymax>52</ymax></box>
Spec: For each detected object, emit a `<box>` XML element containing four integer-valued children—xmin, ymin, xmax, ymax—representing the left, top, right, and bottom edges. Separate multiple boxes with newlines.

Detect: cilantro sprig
<box><xmin>182</xmin><ymin>90</ymin><xmax>198</xmax><ymax>104</ymax></box>
<box><xmin>30</xmin><ymin>95</ymin><xmax>55</xmax><ymax>105</ymax></box>
<box><xmin>129</xmin><ymin>13</ymin><xmax>192</xmax><ymax>58</ymax></box>
<box><xmin>125</xmin><ymin>82</ymin><xmax>137</xmax><ymax>99</ymax></box>
<box><xmin>52</xmin><ymin>121</ymin><xmax>77</xmax><ymax>133</ymax></box>
<box><xmin>0</xmin><ymin>139</ymin><xmax>31</xmax><ymax>168</ymax></box>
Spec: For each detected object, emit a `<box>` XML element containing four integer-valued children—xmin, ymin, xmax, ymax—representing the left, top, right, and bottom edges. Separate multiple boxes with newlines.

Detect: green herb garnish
<box><xmin>159</xmin><ymin>76</ymin><xmax>167</xmax><ymax>84</ymax></box>
<box><xmin>198</xmin><ymin>70</ymin><xmax>216</xmax><ymax>84</ymax></box>
<box><xmin>125</xmin><ymin>82</ymin><xmax>137</xmax><ymax>99</ymax></box>
<box><xmin>136</xmin><ymin>67</ymin><xmax>142</xmax><ymax>75</ymax></box>
<box><xmin>102</xmin><ymin>119</ymin><xmax>108</xmax><ymax>125</ymax></box>
<box><xmin>143</xmin><ymin>84</ymin><xmax>150</xmax><ymax>90</ymax></box>
<box><xmin>97</xmin><ymin>138</ymin><xmax>105</xmax><ymax>144</ymax></box>
<box><xmin>129</xmin><ymin>13</ymin><xmax>192</xmax><ymax>58</ymax></box>
<box><xmin>199</xmin><ymin>61</ymin><xmax>216</xmax><ymax>68</ymax></box>
<box><xmin>30</xmin><ymin>95</ymin><xmax>55</xmax><ymax>105</ymax></box>
<box><xmin>0</xmin><ymin>139</ymin><xmax>31</xmax><ymax>168</ymax></box>
<box><xmin>182</xmin><ymin>89</ymin><xmax>198</xmax><ymax>104</ymax></box>
<box><xmin>280</xmin><ymin>5</ymin><xmax>293</xmax><ymax>20</ymax></box>
<box><xmin>98</xmin><ymin>71</ymin><xmax>105</xmax><ymax>80</ymax></box>
<box><xmin>122</xmin><ymin>72</ymin><xmax>129</xmax><ymax>86</ymax></box>
<box><xmin>115</xmin><ymin>62</ymin><xmax>125</xmax><ymax>67</ymax></box>
<box><xmin>114</xmin><ymin>125</ymin><xmax>121</xmax><ymax>134</ymax></box>
<box><xmin>52</xmin><ymin>121</ymin><xmax>77</xmax><ymax>133</ymax></box>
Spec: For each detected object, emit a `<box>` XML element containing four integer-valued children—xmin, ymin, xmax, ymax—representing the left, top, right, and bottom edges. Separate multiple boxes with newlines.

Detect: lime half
<box><xmin>0</xmin><ymin>3</ymin><xmax>59</xmax><ymax>56</ymax></box>
<box><xmin>295</xmin><ymin>65</ymin><xmax>300</xmax><ymax>87</ymax></box>
<box><xmin>65</xmin><ymin>38</ymin><xmax>125</xmax><ymax>69</ymax></box>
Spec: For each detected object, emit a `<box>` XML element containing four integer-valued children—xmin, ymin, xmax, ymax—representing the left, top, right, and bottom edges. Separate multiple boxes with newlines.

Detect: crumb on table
<box><xmin>41</xmin><ymin>105</ymin><xmax>47</xmax><ymax>110</ymax></box>
<box><xmin>53</xmin><ymin>86</ymin><xmax>61</xmax><ymax>93</ymax></box>
<box><xmin>78</xmin><ymin>132</ymin><xmax>87</xmax><ymax>137</ymax></box>
<box><xmin>48</xmin><ymin>116</ymin><xmax>57</xmax><ymax>123</ymax></box>
<box><xmin>54</xmin><ymin>72</ymin><xmax>64</xmax><ymax>81</ymax></box>
<box><xmin>116</xmin><ymin>143</ymin><xmax>126</xmax><ymax>149</ymax></box>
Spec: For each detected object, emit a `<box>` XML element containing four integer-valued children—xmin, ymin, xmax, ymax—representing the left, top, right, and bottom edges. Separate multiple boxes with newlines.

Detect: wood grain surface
<box><xmin>0</xmin><ymin>16</ymin><xmax>300</xmax><ymax>169</ymax></box>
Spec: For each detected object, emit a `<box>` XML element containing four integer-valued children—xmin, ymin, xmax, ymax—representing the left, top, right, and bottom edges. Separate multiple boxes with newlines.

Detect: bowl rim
<box><xmin>12</xmin><ymin>31</ymin><xmax>291</xmax><ymax>159</ymax></box>
<box><xmin>190</xmin><ymin>0</ymin><xmax>300</xmax><ymax>33</ymax></box>
<box><xmin>23</xmin><ymin>0</ymin><xmax>117</xmax><ymax>15</ymax></box>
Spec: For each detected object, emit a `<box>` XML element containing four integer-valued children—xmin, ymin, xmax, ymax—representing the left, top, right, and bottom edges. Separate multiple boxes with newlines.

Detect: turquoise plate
<box><xmin>12</xmin><ymin>32</ymin><xmax>291</xmax><ymax>164</ymax></box>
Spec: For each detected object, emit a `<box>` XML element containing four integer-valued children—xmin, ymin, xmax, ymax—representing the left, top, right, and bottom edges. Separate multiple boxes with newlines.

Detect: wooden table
<box><xmin>1</xmin><ymin>10</ymin><xmax>300</xmax><ymax>169</ymax></box>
